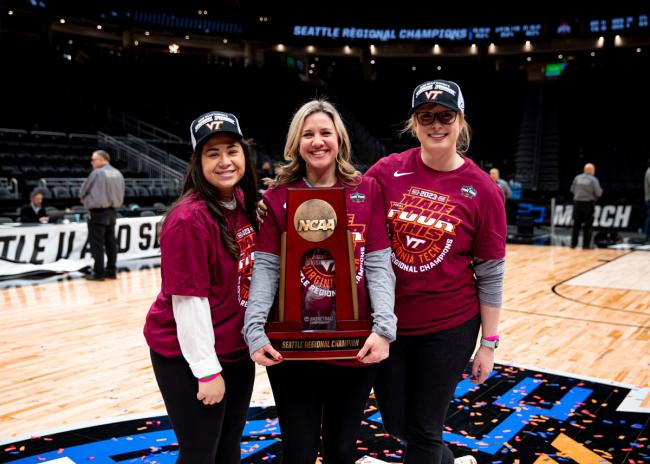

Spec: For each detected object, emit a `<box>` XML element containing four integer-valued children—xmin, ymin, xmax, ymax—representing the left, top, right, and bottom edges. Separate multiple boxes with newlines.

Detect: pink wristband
<box><xmin>198</xmin><ymin>372</ymin><xmax>221</xmax><ymax>383</ymax></box>
<box><xmin>483</xmin><ymin>335</ymin><xmax>500</xmax><ymax>341</ymax></box>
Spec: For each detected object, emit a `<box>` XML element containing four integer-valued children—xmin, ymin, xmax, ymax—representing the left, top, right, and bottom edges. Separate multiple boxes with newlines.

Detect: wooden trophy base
<box><xmin>266</xmin><ymin>320</ymin><xmax>371</xmax><ymax>360</ymax></box>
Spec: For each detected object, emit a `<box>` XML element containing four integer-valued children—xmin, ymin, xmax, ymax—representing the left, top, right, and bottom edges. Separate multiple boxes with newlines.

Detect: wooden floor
<box><xmin>1</xmin><ymin>244</ymin><xmax>649</xmax><ymax>441</ymax></box>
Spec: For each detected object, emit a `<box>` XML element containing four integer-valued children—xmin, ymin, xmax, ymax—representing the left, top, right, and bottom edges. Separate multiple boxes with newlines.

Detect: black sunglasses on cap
<box><xmin>415</xmin><ymin>110</ymin><xmax>457</xmax><ymax>126</ymax></box>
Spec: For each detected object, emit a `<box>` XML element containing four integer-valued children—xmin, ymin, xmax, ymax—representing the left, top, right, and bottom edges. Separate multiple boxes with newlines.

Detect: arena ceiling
<box><xmin>13</xmin><ymin>0</ymin><xmax>650</xmax><ymax>26</ymax></box>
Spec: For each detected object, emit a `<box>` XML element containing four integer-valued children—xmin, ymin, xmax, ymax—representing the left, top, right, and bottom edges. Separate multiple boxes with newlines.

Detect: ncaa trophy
<box><xmin>265</xmin><ymin>187</ymin><xmax>371</xmax><ymax>360</ymax></box>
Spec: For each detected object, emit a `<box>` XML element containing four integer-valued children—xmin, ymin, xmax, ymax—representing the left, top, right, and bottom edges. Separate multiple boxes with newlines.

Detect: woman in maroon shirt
<box><xmin>365</xmin><ymin>80</ymin><xmax>507</xmax><ymax>464</ymax></box>
<box><xmin>244</xmin><ymin>99</ymin><xmax>397</xmax><ymax>463</ymax></box>
<box><xmin>143</xmin><ymin>111</ymin><xmax>258</xmax><ymax>463</ymax></box>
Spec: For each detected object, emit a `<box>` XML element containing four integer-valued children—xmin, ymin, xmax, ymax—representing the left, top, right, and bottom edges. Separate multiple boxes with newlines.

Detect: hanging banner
<box><xmin>0</xmin><ymin>216</ymin><xmax>162</xmax><ymax>277</ymax></box>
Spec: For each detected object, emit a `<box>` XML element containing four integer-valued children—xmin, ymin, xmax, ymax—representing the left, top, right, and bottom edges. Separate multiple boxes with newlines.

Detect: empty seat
<box><xmin>153</xmin><ymin>202</ymin><xmax>167</xmax><ymax>213</ymax></box>
<box><xmin>133</xmin><ymin>186</ymin><xmax>150</xmax><ymax>197</ymax></box>
<box><xmin>53</xmin><ymin>186</ymin><xmax>71</xmax><ymax>199</ymax></box>
<box><xmin>3</xmin><ymin>165</ymin><xmax>22</xmax><ymax>176</ymax></box>
<box><xmin>21</xmin><ymin>165</ymin><xmax>40</xmax><ymax>176</ymax></box>
<box><xmin>164</xmin><ymin>186</ymin><xmax>179</xmax><ymax>198</ymax></box>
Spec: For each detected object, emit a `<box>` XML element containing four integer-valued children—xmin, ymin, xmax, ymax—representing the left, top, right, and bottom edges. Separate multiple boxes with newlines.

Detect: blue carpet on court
<box><xmin>1</xmin><ymin>364</ymin><xmax>648</xmax><ymax>463</ymax></box>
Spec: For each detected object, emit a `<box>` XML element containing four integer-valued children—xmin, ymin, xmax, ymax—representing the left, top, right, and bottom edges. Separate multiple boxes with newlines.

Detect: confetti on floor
<box><xmin>1</xmin><ymin>364</ymin><xmax>648</xmax><ymax>463</ymax></box>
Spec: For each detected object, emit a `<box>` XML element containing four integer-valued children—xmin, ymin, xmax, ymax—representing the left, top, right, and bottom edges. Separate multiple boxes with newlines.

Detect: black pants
<box><xmin>374</xmin><ymin>315</ymin><xmax>480</xmax><ymax>464</ymax></box>
<box><xmin>87</xmin><ymin>208</ymin><xmax>118</xmax><ymax>276</ymax></box>
<box><xmin>150</xmin><ymin>350</ymin><xmax>255</xmax><ymax>464</ymax></box>
<box><xmin>644</xmin><ymin>200</ymin><xmax>650</xmax><ymax>240</ymax></box>
<box><xmin>267</xmin><ymin>362</ymin><xmax>378</xmax><ymax>464</ymax></box>
<box><xmin>571</xmin><ymin>201</ymin><xmax>595</xmax><ymax>249</ymax></box>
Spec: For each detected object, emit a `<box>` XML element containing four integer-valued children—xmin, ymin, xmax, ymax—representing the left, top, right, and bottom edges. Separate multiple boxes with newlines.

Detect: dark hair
<box><xmin>166</xmin><ymin>137</ymin><xmax>258</xmax><ymax>260</ymax></box>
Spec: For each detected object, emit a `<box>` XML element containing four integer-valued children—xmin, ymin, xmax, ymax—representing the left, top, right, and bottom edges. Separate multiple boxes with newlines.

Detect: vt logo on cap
<box><xmin>190</xmin><ymin>111</ymin><xmax>243</xmax><ymax>150</ymax></box>
<box><xmin>205</xmin><ymin>120</ymin><xmax>225</xmax><ymax>131</ymax></box>
<box><xmin>409</xmin><ymin>79</ymin><xmax>465</xmax><ymax>115</ymax></box>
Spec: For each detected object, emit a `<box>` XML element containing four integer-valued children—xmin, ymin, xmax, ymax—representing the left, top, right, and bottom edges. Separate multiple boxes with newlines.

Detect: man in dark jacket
<box><xmin>19</xmin><ymin>190</ymin><xmax>49</xmax><ymax>223</ymax></box>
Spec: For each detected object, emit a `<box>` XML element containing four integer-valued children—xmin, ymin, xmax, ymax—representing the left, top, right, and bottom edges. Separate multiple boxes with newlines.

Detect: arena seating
<box><xmin>1</xmin><ymin>40</ymin><xmax>648</xmax><ymax>216</ymax></box>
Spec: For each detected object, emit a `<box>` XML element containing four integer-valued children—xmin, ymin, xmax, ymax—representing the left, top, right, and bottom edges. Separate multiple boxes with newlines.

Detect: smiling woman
<box><xmin>201</xmin><ymin>135</ymin><xmax>246</xmax><ymax>200</ymax></box>
<box><xmin>143</xmin><ymin>110</ymin><xmax>260</xmax><ymax>463</ymax></box>
<box><xmin>297</xmin><ymin>112</ymin><xmax>339</xmax><ymax>183</ymax></box>
<box><xmin>243</xmin><ymin>99</ymin><xmax>397</xmax><ymax>463</ymax></box>
<box><xmin>364</xmin><ymin>79</ymin><xmax>507</xmax><ymax>463</ymax></box>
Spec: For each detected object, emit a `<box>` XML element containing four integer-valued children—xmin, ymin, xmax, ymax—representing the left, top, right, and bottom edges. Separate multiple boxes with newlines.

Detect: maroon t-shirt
<box><xmin>258</xmin><ymin>177</ymin><xmax>390</xmax><ymax>324</ymax></box>
<box><xmin>365</xmin><ymin>148</ymin><xmax>506</xmax><ymax>335</ymax></box>
<box><xmin>144</xmin><ymin>193</ymin><xmax>256</xmax><ymax>361</ymax></box>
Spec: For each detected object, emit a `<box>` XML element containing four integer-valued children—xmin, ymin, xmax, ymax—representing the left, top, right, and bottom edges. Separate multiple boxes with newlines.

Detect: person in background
<box><xmin>244</xmin><ymin>99</ymin><xmax>396</xmax><ymax>464</ymax></box>
<box><xmin>643</xmin><ymin>159</ymin><xmax>650</xmax><ymax>242</ymax></box>
<box><xmin>570</xmin><ymin>162</ymin><xmax>603</xmax><ymax>249</ymax></box>
<box><xmin>144</xmin><ymin>111</ymin><xmax>259</xmax><ymax>463</ymax></box>
<box><xmin>19</xmin><ymin>189</ymin><xmax>48</xmax><ymax>223</ymax></box>
<box><xmin>272</xmin><ymin>161</ymin><xmax>284</xmax><ymax>177</ymax></box>
<box><xmin>489</xmin><ymin>167</ymin><xmax>512</xmax><ymax>200</ymax></box>
<box><xmin>365</xmin><ymin>79</ymin><xmax>507</xmax><ymax>464</ymax></box>
<box><xmin>79</xmin><ymin>150</ymin><xmax>125</xmax><ymax>280</ymax></box>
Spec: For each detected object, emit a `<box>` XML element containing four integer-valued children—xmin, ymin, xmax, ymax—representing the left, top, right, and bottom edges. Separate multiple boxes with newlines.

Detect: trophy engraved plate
<box><xmin>266</xmin><ymin>187</ymin><xmax>370</xmax><ymax>360</ymax></box>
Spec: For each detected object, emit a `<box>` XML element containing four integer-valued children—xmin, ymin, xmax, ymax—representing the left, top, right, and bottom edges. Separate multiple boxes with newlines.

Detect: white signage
<box><xmin>553</xmin><ymin>205</ymin><xmax>632</xmax><ymax>228</ymax></box>
<box><xmin>0</xmin><ymin>216</ymin><xmax>162</xmax><ymax>276</ymax></box>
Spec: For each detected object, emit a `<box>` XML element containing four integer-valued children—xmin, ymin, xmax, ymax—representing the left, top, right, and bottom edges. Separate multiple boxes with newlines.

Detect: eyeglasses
<box><xmin>415</xmin><ymin>110</ymin><xmax>457</xmax><ymax>126</ymax></box>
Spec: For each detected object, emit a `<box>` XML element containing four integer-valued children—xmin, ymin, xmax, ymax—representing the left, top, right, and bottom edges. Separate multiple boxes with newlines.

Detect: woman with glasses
<box><xmin>365</xmin><ymin>80</ymin><xmax>507</xmax><ymax>464</ymax></box>
<box><xmin>244</xmin><ymin>99</ymin><xmax>396</xmax><ymax>463</ymax></box>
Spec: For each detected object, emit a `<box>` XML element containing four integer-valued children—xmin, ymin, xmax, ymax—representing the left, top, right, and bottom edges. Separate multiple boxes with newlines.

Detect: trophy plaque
<box><xmin>266</xmin><ymin>187</ymin><xmax>371</xmax><ymax>360</ymax></box>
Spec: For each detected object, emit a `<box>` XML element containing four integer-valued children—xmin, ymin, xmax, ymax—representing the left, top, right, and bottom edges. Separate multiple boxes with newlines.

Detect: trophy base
<box><xmin>266</xmin><ymin>320</ymin><xmax>371</xmax><ymax>360</ymax></box>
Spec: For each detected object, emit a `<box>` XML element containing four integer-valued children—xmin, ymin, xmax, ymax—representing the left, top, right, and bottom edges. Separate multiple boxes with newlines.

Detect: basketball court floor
<box><xmin>1</xmin><ymin>244</ymin><xmax>648</xmax><ymax>463</ymax></box>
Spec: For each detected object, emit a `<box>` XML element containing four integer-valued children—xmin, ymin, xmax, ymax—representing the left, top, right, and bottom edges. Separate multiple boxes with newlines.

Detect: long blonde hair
<box><xmin>269</xmin><ymin>99</ymin><xmax>360</xmax><ymax>188</ymax></box>
<box><xmin>402</xmin><ymin>111</ymin><xmax>472</xmax><ymax>155</ymax></box>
